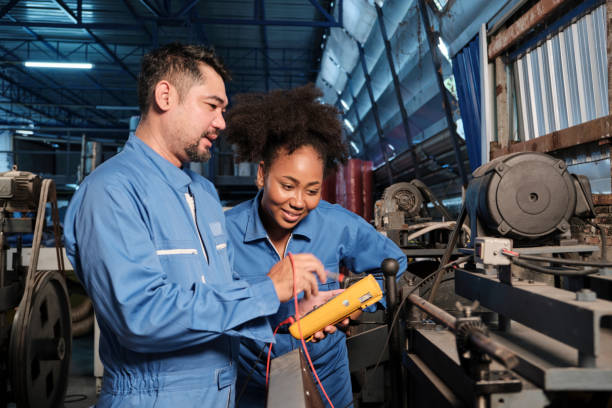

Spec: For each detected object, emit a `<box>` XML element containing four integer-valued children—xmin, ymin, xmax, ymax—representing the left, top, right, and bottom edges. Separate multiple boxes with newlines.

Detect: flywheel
<box><xmin>8</xmin><ymin>270</ymin><xmax>72</xmax><ymax>408</ymax></box>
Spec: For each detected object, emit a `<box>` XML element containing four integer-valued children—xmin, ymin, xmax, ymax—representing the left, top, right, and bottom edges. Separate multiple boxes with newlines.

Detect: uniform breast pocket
<box><xmin>156</xmin><ymin>240</ymin><xmax>201</xmax><ymax>288</ymax></box>
<box><xmin>321</xmin><ymin>262</ymin><xmax>341</xmax><ymax>291</ymax></box>
<box><xmin>212</xmin><ymin>233</ymin><xmax>232</xmax><ymax>282</ymax></box>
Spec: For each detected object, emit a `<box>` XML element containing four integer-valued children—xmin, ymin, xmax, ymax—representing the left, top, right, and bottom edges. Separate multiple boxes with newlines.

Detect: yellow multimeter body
<box><xmin>289</xmin><ymin>274</ymin><xmax>383</xmax><ymax>341</ymax></box>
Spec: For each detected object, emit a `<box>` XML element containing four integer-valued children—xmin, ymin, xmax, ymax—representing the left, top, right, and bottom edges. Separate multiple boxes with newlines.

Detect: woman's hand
<box><xmin>297</xmin><ymin>289</ymin><xmax>344</xmax><ymax>315</ymax></box>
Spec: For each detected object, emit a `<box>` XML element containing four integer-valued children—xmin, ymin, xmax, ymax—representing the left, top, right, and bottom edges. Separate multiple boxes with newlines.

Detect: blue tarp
<box><xmin>452</xmin><ymin>35</ymin><xmax>481</xmax><ymax>171</ymax></box>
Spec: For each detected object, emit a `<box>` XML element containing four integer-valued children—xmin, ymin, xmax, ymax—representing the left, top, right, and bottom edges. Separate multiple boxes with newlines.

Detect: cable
<box><xmin>369</xmin><ymin>255</ymin><xmax>472</xmax><ymax>386</ymax></box>
<box><xmin>509</xmin><ymin>257</ymin><xmax>599</xmax><ymax>276</ymax></box>
<box><xmin>406</xmin><ymin>221</ymin><xmax>471</xmax><ymax>241</ymax></box>
<box><xmin>236</xmin><ymin>345</ymin><xmax>267</xmax><ymax>405</ymax></box>
<box><xmin>265</xmin><ymin>317</ymin><xmax>295</xmax><ymax>387</ymax></box>
<box><xmin>506</xmin><ymin>252</ymin><xmax>612</xmax><ymax>268</ymax></box>
<box><xmin>288</xmin><ymin>252</ymin><xmax>335</xmax><ymax>408</ymax></box>
<box><xmin>501</xmin><ymin>249</ymin><xmax>602</xmax><ymax>275</ymax></box>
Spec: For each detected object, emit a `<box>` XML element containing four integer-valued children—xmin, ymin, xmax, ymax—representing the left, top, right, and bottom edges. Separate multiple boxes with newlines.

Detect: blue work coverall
<box><xmin>63</xmin><ymin>136</ymin><xmax>280</xmax><ymax>408</ymax></box>
<box><xmin>225</xmin><ymin>190</ymin><xmax>407</xmax><ymax>408</ymax></box>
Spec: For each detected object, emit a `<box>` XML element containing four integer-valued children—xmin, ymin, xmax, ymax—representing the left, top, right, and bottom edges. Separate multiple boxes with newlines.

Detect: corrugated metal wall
<box><xmin>513</xmin><ymin>4</ymin><xmax>608</xmax><ymax>141</ymax></box>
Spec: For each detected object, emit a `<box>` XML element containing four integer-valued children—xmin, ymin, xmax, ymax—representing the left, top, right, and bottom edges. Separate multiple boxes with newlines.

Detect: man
<box><xmin>63</xmin><ymin>43</ymin><xmax>327</xmax><ymax>408</ymax></box>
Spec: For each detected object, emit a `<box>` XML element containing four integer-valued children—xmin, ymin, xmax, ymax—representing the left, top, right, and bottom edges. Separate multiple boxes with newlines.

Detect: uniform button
<box><xmin>201</xmin><ymin>275</ymin><xmax>206</xmax><ymax>283</ymax></box>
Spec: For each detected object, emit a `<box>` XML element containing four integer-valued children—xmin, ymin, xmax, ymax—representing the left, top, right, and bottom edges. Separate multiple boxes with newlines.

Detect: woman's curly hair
<box><xmin>223</xmin><ymin>83</ymin><xmax>348</xmax><ymax>172</ymax></box>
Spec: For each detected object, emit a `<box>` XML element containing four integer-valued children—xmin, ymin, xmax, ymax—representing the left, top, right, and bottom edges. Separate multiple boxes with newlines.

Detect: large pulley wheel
<box><xmin>8</xmin><ymin>270</ymin><xmax>72</xmax><ymax>408</ymax></box>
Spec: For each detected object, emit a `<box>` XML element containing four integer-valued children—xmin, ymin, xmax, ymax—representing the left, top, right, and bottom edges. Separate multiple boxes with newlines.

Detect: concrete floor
<box><xmin>63</xmin><ymin>333</ymin><xmax>98</xmax><ymax>408</ymax></box>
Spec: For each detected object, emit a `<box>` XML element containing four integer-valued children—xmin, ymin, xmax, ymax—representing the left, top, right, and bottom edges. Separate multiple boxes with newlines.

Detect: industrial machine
<box><xmin>248</xmin><ymin>152</ymin><xmax>612</xmax><ymax>407</ymax></box>
<box><xmin>374</xmin><ymin>179</ymin><xmax>466</xmax><ymax>250</ymax></box>
<box><xmin>401</xmin><ymin>152</ymin><xmax>612</xmax><ymax>407</ymax></box>
<box><xmin>0</xmin><ymin>167</ymin><xmax>71</xmax><ymax>408</ymax></box>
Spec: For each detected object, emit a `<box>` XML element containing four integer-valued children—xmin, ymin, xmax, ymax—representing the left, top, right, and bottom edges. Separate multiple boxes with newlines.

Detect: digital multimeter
<box><xmin>289</xmin><ymin>274</ymin><xmax>383</xmax><ymax>341</ymax></box>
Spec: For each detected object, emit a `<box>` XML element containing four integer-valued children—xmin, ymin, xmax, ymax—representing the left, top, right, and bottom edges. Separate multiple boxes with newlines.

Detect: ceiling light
<box><xmin>15</xmin><ymin>129</ymin><xmax>33</xmax><ymax>135</ymax></box>
<box><xmin>350</xmin><ymin>141</ymin><xmax>360</xmax><ymax>154</ymax></box>
<box><xmin>24</xmin><ymin>61</ymin><xmax>93</xmax><ymax>69</ymax></box>
<box><xmin>343</xmin><ymin>119</ymin><xmax>354</xmax><ymax>132</ymax></box>
<box><xmin>340</xmin><ymin>99</ymin><xmax>350</xmax><ymax>110</ymax></box>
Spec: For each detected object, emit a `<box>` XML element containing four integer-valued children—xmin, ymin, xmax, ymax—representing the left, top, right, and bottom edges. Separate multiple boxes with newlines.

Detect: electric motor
<box><xmin>465</xmin><ymin>152</ymin><xmax>594</xmax><ymax>241</ymax></box>
<box><xmin>0</xmin><ymin>168</ymin><xmax>42</xmax><ymax>212</ymax></box>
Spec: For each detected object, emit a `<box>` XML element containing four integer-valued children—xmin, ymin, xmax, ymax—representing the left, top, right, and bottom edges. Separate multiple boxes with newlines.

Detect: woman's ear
<box><xmin>255</xmin><ymin>161</ymin><xmax>265</xmax><ymax>190</ymax></box>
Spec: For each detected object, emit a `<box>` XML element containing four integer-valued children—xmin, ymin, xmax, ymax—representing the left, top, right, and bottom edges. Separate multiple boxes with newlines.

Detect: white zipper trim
<box><xmin>266</xmin><ymin>234</ymin><xmax>293</xmax><ymax>260</ymax></box>
<box><xmin>156</xmin><ymin>249</ymin><xmax>198</xmax><ymax>255</ymax></box>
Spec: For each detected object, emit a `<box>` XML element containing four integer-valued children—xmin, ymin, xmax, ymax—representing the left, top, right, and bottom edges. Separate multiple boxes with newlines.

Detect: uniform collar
<box><xmin>244</xmin><ymin>189</ymin><xmax>316</xmax><ymax>243</ymax></box>
<box><xmin>126</xmin><ymin>134</ymin><xmax>192</xmax><ymax>190</ymax></box>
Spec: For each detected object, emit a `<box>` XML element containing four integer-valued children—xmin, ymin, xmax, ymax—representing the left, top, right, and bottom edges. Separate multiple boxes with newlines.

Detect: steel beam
<box><xmin>50</xmin><ymin>0</ymin><xmax>79</xmax><ymax>23</ymax></box>
<box><xmin>119</xmin><ymin>0</ymin><xmax>153</xmax><ymax>41</ymax></box>
<box><xmin>375</xmin><ymin>3</ymin><xmax>421</xmax><ymax>178</ymax></box>
<box><xmin>176</xmin><ymin>0</ymin><xmax>199</xmax><ymax>17</ymax></box>
<box><xmin>0</xmin><ymin>0</ymin><xmax>19</xmax><ymax>20</ymax></box>
<box><xmin>256</xmin><ymin>0</ymin><xmax>271</xmax><ymax>92</ymax></box>
<box><xmin>139</xmin><ymin>0</ymin><xmax>163</xmax><ymax>17</ymax></box>
<box><xmin>490</xmin><ymin>114</ymin><xmax>612</xmax><ymax>158</ymax></box>
<box><xmin>418</xmin><ymin>0</ymin><xmax>468</xmax><ymax>187</ymax></box>
<box><xmin>358</xmin><ymin>43</ymin><xmax>393</xmax><ymax>185</ymax></box>
<box><xmin>307</xmin><ymin>0</ymin><xmax>338</xmax><ymax>25</ymax></box>
<box><xmin>455</xmin><ymin>269</ymin><xmax>612</xmax><ymax>364</ymax></box>
<box><xmin>489</xmin><ymin>0</ymin><xmax>568</xmax><ymax>59</ymax></box>
<box><xmin>191</xmin><ymin>17</ymin><xmax>341</xmax><ymax>27</ymax></box>
<box><xmin>2</xmin><ymin>16</ymin><xmax>135</xmax><ymax>106</ymax></box>
<box><xmin>345</xmin><ymin>75</ymin><xmax>368</xmax><ymax>157</ymax></box>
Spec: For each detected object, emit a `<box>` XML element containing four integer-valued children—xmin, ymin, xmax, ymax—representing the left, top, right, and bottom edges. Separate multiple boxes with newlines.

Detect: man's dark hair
<box><xmin>138</xmin><ymin>42</ymin><xmax>230</xmax><ymax>117</ymax></box>
<box><xmin>224</xmin><ymin>83</ymin><xmax>348</xmax><ymax>173</ymax></box>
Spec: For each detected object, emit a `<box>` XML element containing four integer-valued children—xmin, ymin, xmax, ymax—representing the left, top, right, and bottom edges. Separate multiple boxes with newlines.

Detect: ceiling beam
<box><xmin>119</xmin><ymin>0</ymin><xmax>153</xmax><ymax>41</ymax></box>
<box><xmin>50</xmin><ymin>0</ymin><xmax>79</xmax><ymax>23</ymax></box>
<box><xmin>49</xmin><ymin>0</ymin><xmax>138</xmax><ymax>80</ymax></box>
<box><xmin>307</xmin><ymin>0</ymin><xmax>337</xmax><ymax>25</ymax></box>
<box><xmin>0</xmin><ymin>18</ymin><xmax>341</xmax><ymax>29</ymax></box>
<box><xmin>0</xmin><ymin>26</ymin><xmax>129</xmax><ymax>113</ymax></box>
<box><xmin>176</xmin><ymin>0</ymin><xmax>199</xmax><ymax>18</ymax></box>
<box><xmin>0</xmin><ymin>0</ymin><xmax>20</xmax><ymax>20</ymax></box>
<box><xmin>139</xmin><ymin>0</ymin><xmax>163</xmax><ymax>17</ymax></box>
<box><xmin>0</xmin><ymin>44</ymin><xmax>124</xmax><ymax>126</ymax></box>
<box><xmin>0</xmin><ymin>21</ymin><xmax>142</xmax><ymax>30</ymax></box>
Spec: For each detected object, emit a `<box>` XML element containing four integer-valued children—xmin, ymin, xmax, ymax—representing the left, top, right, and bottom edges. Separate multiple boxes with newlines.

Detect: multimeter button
<box><xmin>342</xmin><ymin>300</ymin><xmax>350</xmax><ymax>307</ymax></box>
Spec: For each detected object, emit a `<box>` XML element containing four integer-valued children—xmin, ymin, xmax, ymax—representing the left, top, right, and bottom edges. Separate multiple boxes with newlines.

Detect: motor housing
<box><xmin>465</xmin><ymin>152</ymin><xmax>594</xmax><ymax>242</ymax></box>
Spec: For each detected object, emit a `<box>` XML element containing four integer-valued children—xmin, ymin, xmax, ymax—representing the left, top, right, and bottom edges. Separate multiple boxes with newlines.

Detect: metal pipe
<box><xmin>408</xmin><ymin>293</ymin><xmax>457</xmax><ymax>330</ymax></box>
<box><xmin>408</xmin><ymin>293</ymin><xmax>519</xmax><ymax>370</ymax></box>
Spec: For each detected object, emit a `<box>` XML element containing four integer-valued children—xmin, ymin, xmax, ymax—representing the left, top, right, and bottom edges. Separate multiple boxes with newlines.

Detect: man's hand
<box><xmin>267</xmin><ymin>254</ymin><xmax>327</xmax><ymax>303</ymax></box>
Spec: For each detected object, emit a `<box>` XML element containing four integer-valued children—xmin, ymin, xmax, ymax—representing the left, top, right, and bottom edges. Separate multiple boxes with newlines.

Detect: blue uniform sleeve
<box><xmin>340</xmin><ymin>210</ymin><xmax>407</xmax><ymax>309</ymax></box>
<box><xmin>64</xmin><ymin>182</ymin><xmax>279</xmax><ymax>354</ymax></box>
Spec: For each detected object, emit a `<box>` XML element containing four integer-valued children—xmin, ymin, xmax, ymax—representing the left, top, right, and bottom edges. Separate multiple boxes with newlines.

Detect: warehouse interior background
<box><xmin>2</xmin><ymin>0</ymin><xmax>612</xmax><ymax>407</ymax></box>
<box><xmin>1</xmin><ymin>0</ymin><xmax>610</xmax><ymax>208</ymax></box>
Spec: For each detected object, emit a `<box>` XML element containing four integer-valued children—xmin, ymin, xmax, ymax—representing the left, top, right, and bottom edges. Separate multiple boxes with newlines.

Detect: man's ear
<box><xmin>256</xmin><ymin>161</ymin><xmax>265</xmax><ymax>190</ymax></box>
<box><xmin>154</xmin><ymin>80</ymin><xmax>173</xmax><ymax>112</ymax></box>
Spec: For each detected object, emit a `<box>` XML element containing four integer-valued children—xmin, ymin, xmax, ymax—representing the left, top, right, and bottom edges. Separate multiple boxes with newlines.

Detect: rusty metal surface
<box><xmin>488</xmin><ymin>0</ymin><xmax>568</xmax><ymax>59</ymax></box>
<box><xmin>490</xmin><ymin>114</ymin><xmax>612</xmax><ymax>159</ymax></box>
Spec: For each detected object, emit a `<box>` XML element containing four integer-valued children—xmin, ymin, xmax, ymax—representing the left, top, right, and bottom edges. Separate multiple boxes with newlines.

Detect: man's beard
<box><xmin>185</xmin><ymin>133</ymin><xmax>213</xmax><ymax>162</ymax></box>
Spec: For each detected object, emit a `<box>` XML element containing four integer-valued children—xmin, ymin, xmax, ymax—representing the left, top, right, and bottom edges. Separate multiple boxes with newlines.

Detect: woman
<box><xmin>224</xmin><ymin>84</ymin><xmax>407</xmax><ymax>408</ymax></box>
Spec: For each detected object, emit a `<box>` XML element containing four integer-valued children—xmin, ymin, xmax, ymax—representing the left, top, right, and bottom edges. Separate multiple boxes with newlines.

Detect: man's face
<box><xmin>171</xmin><ymin>64</ymin><xmax>227</xmax><ymax>164</ymax></box>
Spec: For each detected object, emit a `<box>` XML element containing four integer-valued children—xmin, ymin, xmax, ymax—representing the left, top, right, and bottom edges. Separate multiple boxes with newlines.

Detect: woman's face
<box><xmin>258</xmin><ymin>145</ymin><xmax>324</xmax><ymax>234</ymax></box>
